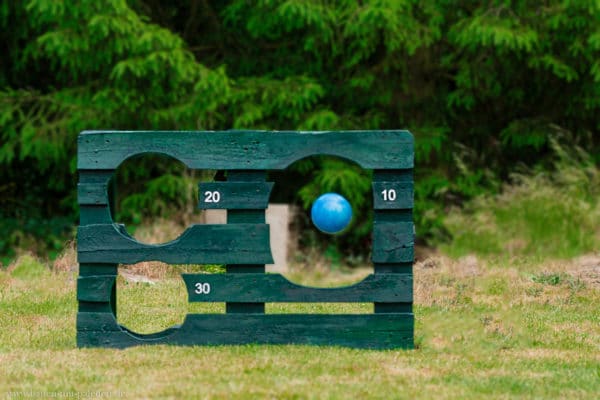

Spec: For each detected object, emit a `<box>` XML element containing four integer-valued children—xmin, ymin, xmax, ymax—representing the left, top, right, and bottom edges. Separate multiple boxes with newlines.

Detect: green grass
<box><xmin>441</xmin><ymin>158</ymin><xmax>600</xmax><ymax>260</ymax></box>
<box><xmin>1</xmin><ymin>255</ymin><xmax>599</xmax><ymax>399</ymax></box>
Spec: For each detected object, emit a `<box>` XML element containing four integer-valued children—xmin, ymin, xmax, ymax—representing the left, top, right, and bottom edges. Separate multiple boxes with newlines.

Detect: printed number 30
<box><xmin>204</xmin><ymin>191</ymin><xmax>221</xmax><ymax>203</ymax></box>
<box><xmin>195</xmin><ymin>282</ymin><xmax>211</xmax><ymax>294</ymax></box>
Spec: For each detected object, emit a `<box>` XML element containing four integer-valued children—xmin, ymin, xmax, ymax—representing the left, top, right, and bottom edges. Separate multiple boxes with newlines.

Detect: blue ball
<box><xmin>310</xmin><ymin>193</ymin><xmax>353</xmax><ymax>234</ymax></box>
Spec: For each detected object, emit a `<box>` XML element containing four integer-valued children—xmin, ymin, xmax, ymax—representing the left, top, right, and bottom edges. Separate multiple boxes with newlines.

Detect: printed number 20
<box><xmin>381</xmin><ymin>189</ymin><xmax>397</xmax><ymax>202</ymax></box>
<box><xmin>204</xmin><ymin>191</ymin><xmax>221</xmax><ymax>203</ymax></box>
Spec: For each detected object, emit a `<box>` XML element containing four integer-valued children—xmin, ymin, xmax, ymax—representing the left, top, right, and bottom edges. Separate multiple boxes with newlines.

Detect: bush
<box><xmin>441</xmin><ymin>141</ymin><xmax>600</xmax><ymax>259</ymax></box>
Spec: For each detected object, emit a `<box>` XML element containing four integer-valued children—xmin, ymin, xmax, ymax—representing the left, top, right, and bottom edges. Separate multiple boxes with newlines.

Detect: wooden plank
<box><xmin>372</xmin><ymin>175</ymin><xmax>414</xmax><ymax>315</ymax></box>
<box><xmin>78</xmin><ymin>183</ymin><xmax>108</xmax><ymax>205</ymax></box>
<box><xmin>77</xmin><ymin>223</ymin><xmax>273</xmax><ymax>265</ymax></box>
<box><xmin>198</xmin><ymin>182</ymin><xmax>274</xmax><ymax>209</ymax></box>
<box><xmin>78</xmin><ymin>170</ymin><xmax>114</xmax><ymax>184</ymax></box>
<box><xmin>78</xmin><ymin>264</ymin><xmax>117</xmax><ymax>315</ymax></box>
<box><xmin>77</xmin><ymin>313</ymin><xmax>414</xmax><ymax>349</ymax></box>
<box><xmin>182</xmin><ymin>273</ymin><xmax>412</xmax><ymax>302</ymax></box>
<box><xmin>372</xmin><ymin>222</ymin><xmax>414</xmax><ymax>263</ymax></box>
<box><xmin>78</xmin><ymin>130</ymin><xmax>414</xmax><ymax>170</ymax></box>
<box><xmin>374</xmin><ymin>262</ymin><xmax>413</xmax><ymax>274</ymax></box>
<box><xmin>225</xmin><ymin>170</ymin><xmax>266</xmax><ymax>314</ymax></box>
<box><xmin>79</xmin><ymin>170</ymin><xmax>114</xmax><ymax>224</ymax></box>
<box><xmin>77</xmin><ymin>276</ymin><xmax>115</xmax><ymax>302</ymax></box>
<box><xmin>79</xmin><ymin>205</ymin><xmax>113</xmax><ymax>225</ymax></box>
<box><xmin>372</xmin><ymin>181</ymin><xmax>413</xmax><ymax>209</ymax></box>
<box><xmin>77</xmin><ymin>311</ymin><xmax>122</xmax><ymax>332</ymax></box>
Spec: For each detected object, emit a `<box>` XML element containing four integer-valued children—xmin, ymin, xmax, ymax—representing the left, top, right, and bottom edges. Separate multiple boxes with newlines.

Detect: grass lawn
<box><xmin>0</xmin><ymin>254</ymin><xmax>598</xmax><ymax>399</ymax></box>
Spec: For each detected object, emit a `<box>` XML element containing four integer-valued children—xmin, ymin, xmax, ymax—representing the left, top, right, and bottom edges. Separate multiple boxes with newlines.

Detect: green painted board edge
<box><xmin>78</xmin><ymin>130</ymin><xmax>413</xmax><ymax>170</ymax></box>
<box><xmin>78</xmin><ymin>183</ymin><xmax>108</xmax><ymax>205</ymax></box>
<box><xmin>77</xmin><ymin>276</ymin><xmax>115</xmax><ymax>302</ymax></box>
<box><xmin>77</xmin><ymin>223</ymin><xmax>274</xmax><ymax>264</ymax></box>
<box><xmin>198</xmin><ymin>182</ymin><xmax>274</xmax><ymax>209</ymax></box>
<box><xmin>372</xmin><ymin>222</ymin><xmax>414</xmax><ymax>263</ymax></box>
<box><xmin>182</xmin><ymin>273</ymin><xmax>412</xmax><ymax>302</ymax></box>
<box><xmin>77</xmin><ymin>312</ymin><xmax>414</xmax><ymax>349</ymax></box>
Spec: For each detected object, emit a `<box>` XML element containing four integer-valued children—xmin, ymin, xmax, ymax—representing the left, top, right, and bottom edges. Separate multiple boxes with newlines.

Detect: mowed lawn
<box><xmin>0</xmin><ymin>255</ymin><xmax>598</xmax><ymax>399</ymax></box>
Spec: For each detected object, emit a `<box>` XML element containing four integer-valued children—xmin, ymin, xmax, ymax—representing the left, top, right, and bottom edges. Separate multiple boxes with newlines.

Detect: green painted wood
<box><xmin>225</xmin><ymin>170</ymin><xmax>266</xmax><ymax>314</ymax></box>
<box><xmin>198</xmin><ymin>181</ymin><xmax>274</xmax><ymax>209</ymax></box>
<box><xmin>372</xmin><ymin>222</ymin><xmax>414</xmax><ymax>263</ymax></box>
<box><xmin>78</xmin><ymin>264</ymin><xmax>118</xmax><ymax>315</ymax></box>
<box><xmin>76</xmin><ymin>130</ymin><xmax>415</xmax><ymax>349</ymax></box>
<box><xmin>182</xmin><ymin>273</ymin><xmax>412</xmax><ymax>302</ymax></box>
<box><xmin>78</xmin><ymin>170</ymin><xmax>114</xmax><ymax>184</ymax></box>
<box><xmin>372</xmin><ymin>171</ymin><xmax>414</xmax><ymax>315</ymax></box>
<box><xmin>372</xmin><ymin>181</ymin><xmax>414</xmax><ymax>209</ymax></box>
<box><xmin>77</xmin><ymin>276</ymin><xmax>115</xmax><ymax>302</ymax></box>
<box><xmin>77</xmin><ymin>313</ymin><xmax>414</xmax><ymax>349</ymax></box>
<box><xmin>77</xmin><ymin>311</ymin><xmax>122</xmax><ymax>332</ymax></box>
<box><xmin>374</xmin><ymin>262</ymin><xmax>413</xmax><ymax>274</ymax></box>
<box><xmin>78</xmin><ymin>130</ymin><xmax>414</xmax><ymax>170</ymax></box>
<box><xmin>77</xmin><ymin>223</ymin><xmax>273</xmax><ymax>265</ymax></box>
<box><xmin>79</xmin><ymin>205</ymin><xmax>113</xmax><ymax>225</ymax></box>
<box><xmin>78</xmin><ymin>183</ymin><xmax>108</xmax><ymax>205</ymax></box>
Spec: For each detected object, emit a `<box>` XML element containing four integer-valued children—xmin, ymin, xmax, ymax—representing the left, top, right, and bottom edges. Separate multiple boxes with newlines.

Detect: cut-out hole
<box><xmin>112</xmin><ymin>153</ymin><xmax>219</xmax><ymax>245</ymax></box>
<box><xmin>281</xmin><ymin>266</ymin><xmax>372</xmax><ymax>289</ymax></box>
<box><xmin>269</xmin><ymin>155</ymin><xmax>374</xmax><ymax>287</ymax></box>
<box><xmin>116</xmin><ymin>263</ymin><xmax>226</xmax><ymax>334</ymax></box>
<box><xmin>266</xmin><ymin>303</ymin><xmax>372</xmax><ymax>314</ymax></box>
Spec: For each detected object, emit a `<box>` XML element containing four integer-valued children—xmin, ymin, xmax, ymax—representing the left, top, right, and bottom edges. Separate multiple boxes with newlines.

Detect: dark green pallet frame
<box><xmin>77</xmin><ymin>130</ymin><xmax>415</xmax><ymax>349</ymax></box>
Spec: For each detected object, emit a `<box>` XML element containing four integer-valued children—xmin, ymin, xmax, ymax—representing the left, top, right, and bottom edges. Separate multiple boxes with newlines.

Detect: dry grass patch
<box><xmin>1</xmin><ymin>254</ymin><xmax>599</xmax><ymax>398</ymax></box>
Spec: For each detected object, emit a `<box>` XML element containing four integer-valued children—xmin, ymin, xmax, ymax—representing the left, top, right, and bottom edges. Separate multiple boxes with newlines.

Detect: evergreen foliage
<box><xmin>1</xmin><ymin>0</ymin><xmax>599</xmax><ymax>259</ymax></box>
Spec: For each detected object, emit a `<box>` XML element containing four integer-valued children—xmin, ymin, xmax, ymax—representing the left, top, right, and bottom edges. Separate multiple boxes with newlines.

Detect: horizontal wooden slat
<box><xmin>79</xmin><ymin>205</ymin><xmax>112</xmax><ymax>225</ymax></box>
<box><xmin>77</xmin><ymin>311</ymin><xmax>121</xmax><ymax>332</ymax></box>
<box><xmin>78</xmin><ymin>183</ymin><xmax>108</xmax><ymax>205</ymax></box>
<box><xmin>374</xmin><ymin>262</ymin><xmax>413</xmax><ymax>274</ymax></box>
<box><xmin>372</xmin><ymin>181</ymin><xmax>413</xmax><ymax>209</ymax></box>
<box><xmin>372</xmin><ymin>222</ymin><xmax>414</xmax><ymax>263</ymax></box>
<box><xmin>182</xmin><ymin>273</ymin><xmax>412</xmax><ymax>302</ymax></box>
<box><xmin>78</xmin><ymin>170</ymin><xmax>114</xmax><ymax>183</ymax></box>
<box><xmin>77</xmin><ymin>313</ymin><xmax>414</xmax><ymax>349</ymax></box>
<box><xmin>77</xmin><ymin>223</ymin><xmax>273</xmax><ymax>265</ymax></box>
<box><xmin>198</xmin><ymin>182</ymin><xmax>274</xmax><ymax>209</ymax></box>
<box><xmin>78</xmin><ymin>130</ymin><xmax>413</xmax><ymax>170</ymax></box>
<box><xmin>77</xmin><ymin>276</ymin><xmax>115</xmax><ymax>302</ymax></box>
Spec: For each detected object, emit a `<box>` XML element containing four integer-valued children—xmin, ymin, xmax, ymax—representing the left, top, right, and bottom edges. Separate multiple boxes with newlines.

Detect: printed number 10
<box><xmin>381</xmin><ymin>189</ymin><xmax>397</xmax><ymax>202</ymax></box>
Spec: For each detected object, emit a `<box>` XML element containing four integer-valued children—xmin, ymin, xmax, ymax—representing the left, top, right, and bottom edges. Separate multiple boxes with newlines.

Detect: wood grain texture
<box><xmin>198</xmin><ymin>181</ymin><xmax>274</xmax><ymax>209</ymax></box>
<box><xmin>77</xmin><ymin>223</ymin><xmax>273</xmax><ymax>264</ymax></box>
<box><xmin>224</xmin><ymin>170</ymin><xmax>267</xmax><ymax>313</ymax></box>
<box><xmin>76</xmin><ymin>130</ymin><xmax>416</xmax><ymax>349</ymax></box>
<box><xmin>78</xmin><ymin>183</ymin><xmax>108</xmax><ymax>205</ymax></box>
<box><xmin>78</xmin><ymin>130</ymin><xmax>413</xmax><ymax>170</ymax></box>
<box><xmin>79</xmin><ymin>205</ymin><xmax>112</xmax><ymax>225</ymax></box>
<box><xmin>77</xmin><ymin>276</ymin><xmax>115</xmax><ymax>302</ymax></box>
<box><xmin>182</xmin><ymin>273</ymin><xmax>412</xmax><ymax>302</ymax></box>
<box><xmin>77</xmin><ymin>312</ymin><xmax>414</xmax><ymax>349</ymax></box>
<box><xmin>372</xmin><ymin>181</ymin><xmax>414</xmax><ymax>209</ymax></box>
<box><xmin>372</xmin><ymin>222</ymin><xmax>414</xmax><ymax>263</ymax></box>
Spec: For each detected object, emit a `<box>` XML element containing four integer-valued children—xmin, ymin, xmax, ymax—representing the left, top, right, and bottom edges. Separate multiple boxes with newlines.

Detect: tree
<box><xmin>1</xmin><ymin>0</ymin><xmax>599</xmax><ymax>260</ymax></box>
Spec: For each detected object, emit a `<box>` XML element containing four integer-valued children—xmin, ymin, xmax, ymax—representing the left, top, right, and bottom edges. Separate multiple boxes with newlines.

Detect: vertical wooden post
<box><xmin>77</xmin><ymin>170</ymin><xmax>119</xmax><ymax>346</ymax></box>
<box><xmin>225</xmin><ymin>170</ymin><xmax>267</xmax><ymax>314</ymax></box>
<box><xmin>373</xmin><ymin>169</ymin><xmax>414</xmax><ymax>315</ymax></box>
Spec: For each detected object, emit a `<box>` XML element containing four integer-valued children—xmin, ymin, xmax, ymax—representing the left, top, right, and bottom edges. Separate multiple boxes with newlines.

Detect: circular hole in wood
<box><xmin>115</xmin><ymin>263</ymin><xmax>226</xmax><ymax>334</ymax></box>
<box><xmin>268</xmin><ymin>155</ymin><xmax>374</xmax><ymax>288</ymax></box>
<box><xmin>111</xmin><ymin>153</ymin><xmax>222</xmax><ymax>245</ymax></box>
